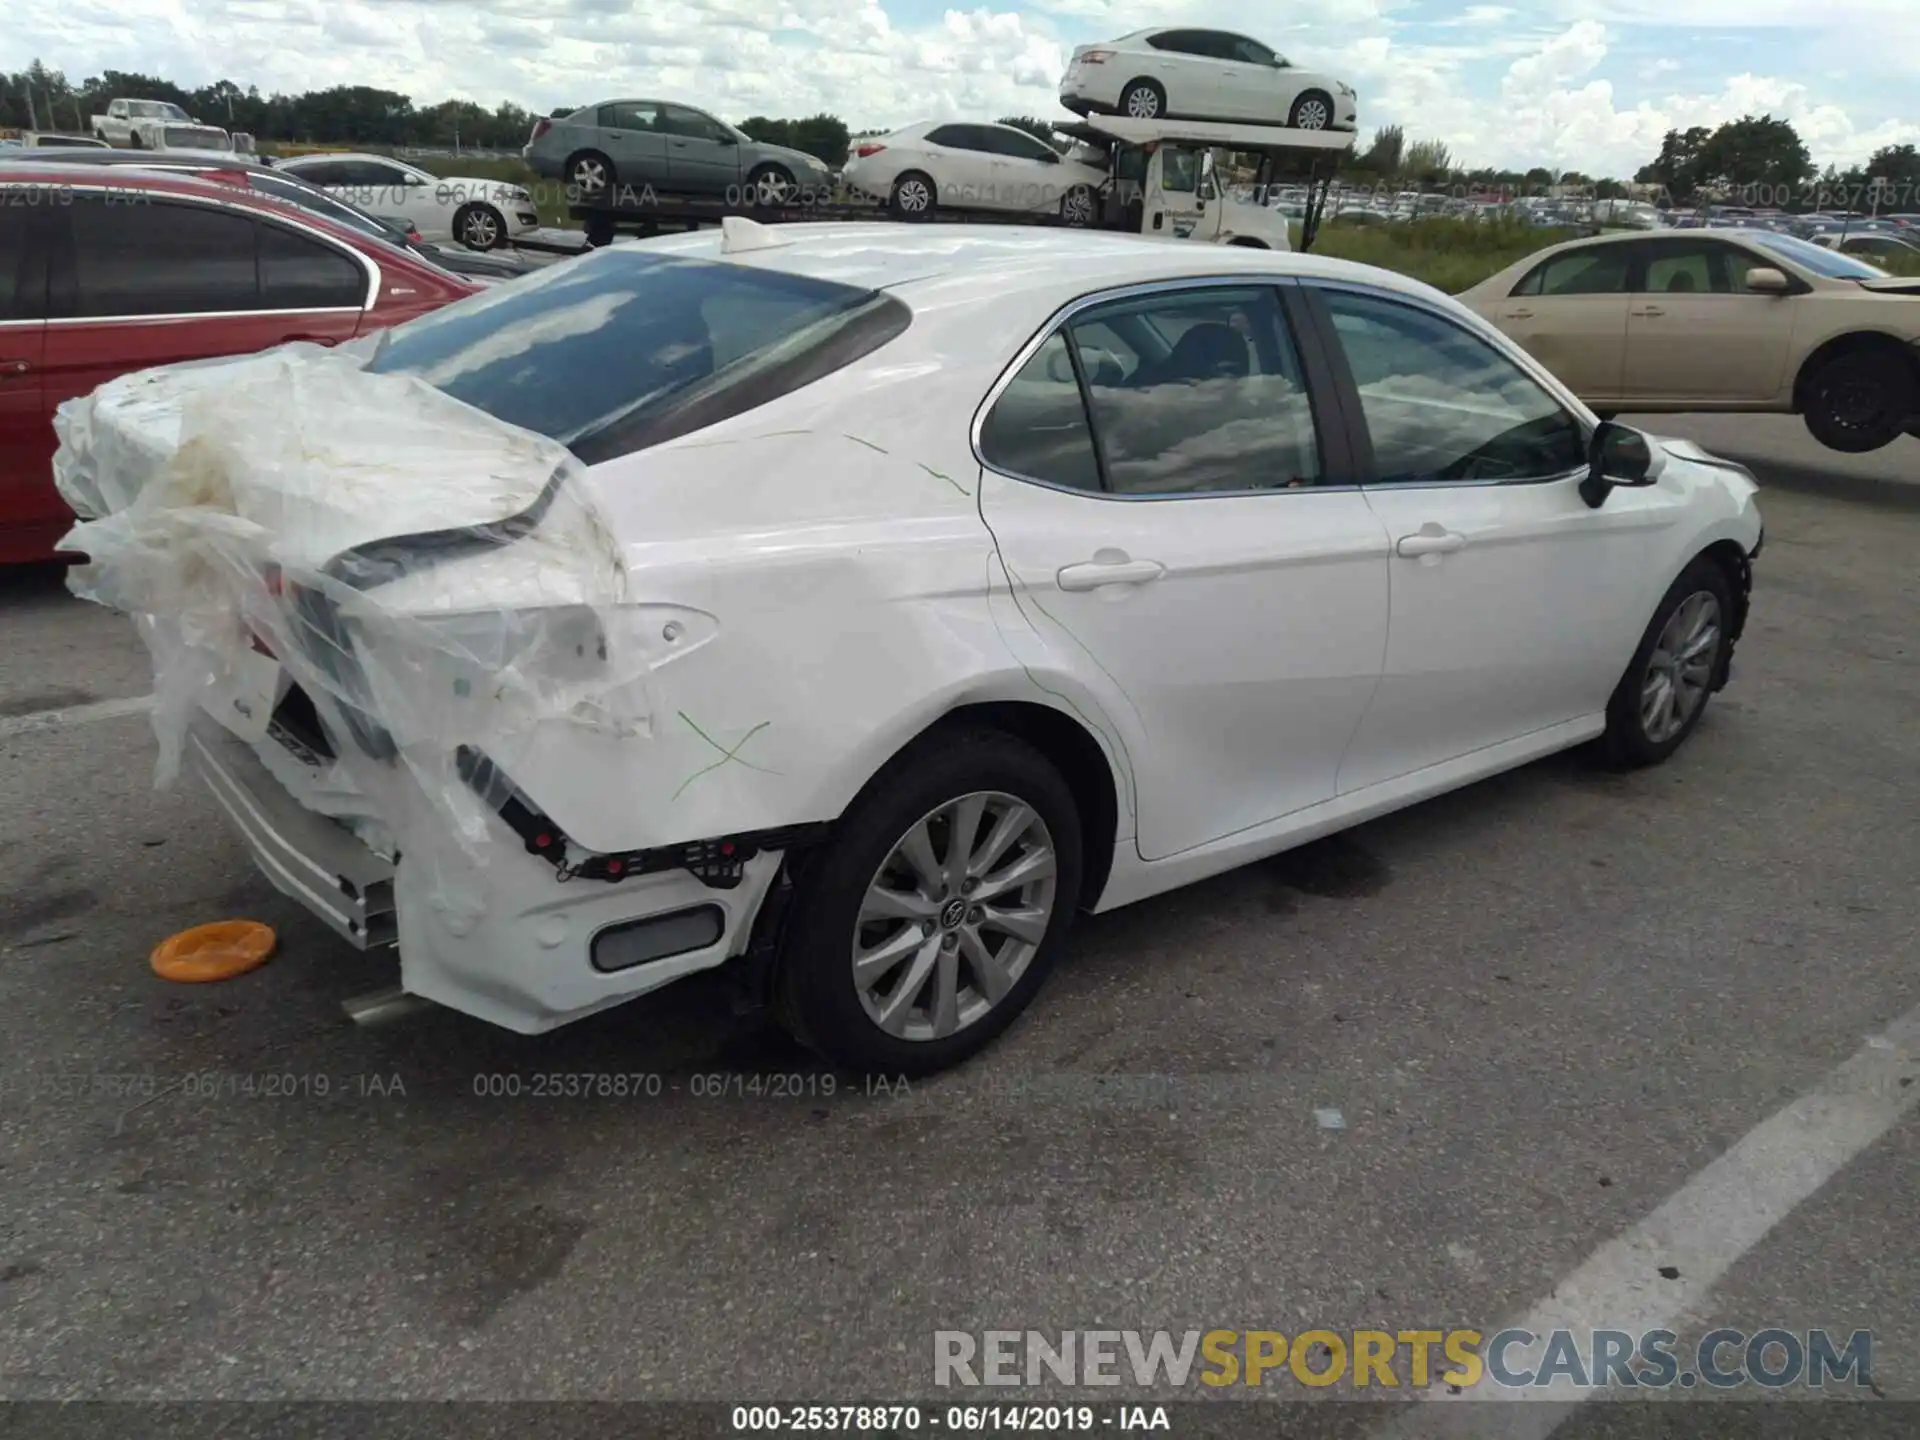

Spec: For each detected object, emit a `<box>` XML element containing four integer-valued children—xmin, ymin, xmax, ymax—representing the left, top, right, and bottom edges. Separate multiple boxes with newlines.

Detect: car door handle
<box><xmin>1057</xmin><ymin>556</ymin><xmax>1166</xmax><ymax>591</ymax></box>
<box><xmin>1632</xmin><ymin>304</ymin><xmax>1665</xmax><ymax>317</ymax></box>
<box><xmin>1503</xmin><ymin>307</ymin><xmax>1534</xmax><ymax>319</ymax></box>
<box><xmin>1396</xmin><ymin>530</ymin><xmax>1466</xmax><ymax>557</ymax></box>
<box><xmin>0</xmin><ymin>358</ymin><xmax>31</xmax><ymax>376</ymax></box>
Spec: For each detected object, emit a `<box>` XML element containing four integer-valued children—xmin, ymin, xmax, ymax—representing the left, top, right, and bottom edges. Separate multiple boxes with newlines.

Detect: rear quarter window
<box><xmin>363</xmin><ymin>249</ymin><xmax>911</xmax><ymax>464</ymax></box>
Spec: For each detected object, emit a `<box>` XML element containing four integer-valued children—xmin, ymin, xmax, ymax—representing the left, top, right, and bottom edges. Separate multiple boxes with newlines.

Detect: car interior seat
<box><xmin>1664</xmin><ymin>270</ymin><xmax>1698</xmax><ymax>292</ymax></box>
<box><xmin>1143</xmin><ymin>323</ymin><xmax>1250</xmax><ymax>385</ymax></box>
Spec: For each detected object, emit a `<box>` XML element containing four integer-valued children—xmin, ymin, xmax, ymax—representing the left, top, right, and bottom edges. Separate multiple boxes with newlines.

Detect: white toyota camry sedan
<box><xmin>56</xmin><ymin>221</ymin><xmax>1763</xmax><ymax>1076</ymax></box>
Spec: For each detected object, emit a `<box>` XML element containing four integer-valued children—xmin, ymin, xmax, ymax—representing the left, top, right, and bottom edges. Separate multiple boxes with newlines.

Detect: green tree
<box><xmin>1359</xmin><ymin>123</ymin><xmax>1404</xmax><ymax>175</ymax></box>
<box><xmin>1690</xmin><ymin>114</ymin><xmax>1811</xmax><ymax>199</ymax></box>
<box><xmin>1635</xmin><ymin>125</ymin><xmax>1711</xmax><ymax>197</ymax></box>
<box><xmin>1401</xmin><ymin>138</ymin><xmax>1452</xmax><ymax>185</ymax></box>
<box><xmin>738</xmin><ymin>112</ymin><xmax>851</xmax><ymax>167</ymax></box>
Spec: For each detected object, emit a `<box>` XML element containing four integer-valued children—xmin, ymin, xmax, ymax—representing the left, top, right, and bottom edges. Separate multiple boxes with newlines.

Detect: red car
<box><xmin>0</xmin><ymin>162</ymin><xmax>481</xmax><ymax>564</ymax></box>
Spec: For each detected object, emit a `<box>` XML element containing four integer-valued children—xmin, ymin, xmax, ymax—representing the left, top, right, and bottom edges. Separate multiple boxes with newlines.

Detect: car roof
<box><xmin>0</xmin><ymin>160</ymin><xmax>383</xmax><ymax>240</ymax></box>
<box><xmin>277</xmin><ymin>151</ymin><xmax>399</xmax><ymax>164</ymax></box>
<box><xmin>626</xmin><ymin>222</ymin><xmax>1456</xmax><ymax>311</ymax></box>
<box><xmin>5</xmin><ymin>148</ymin><xmax>274</xmax><ymax>170</ymax></box>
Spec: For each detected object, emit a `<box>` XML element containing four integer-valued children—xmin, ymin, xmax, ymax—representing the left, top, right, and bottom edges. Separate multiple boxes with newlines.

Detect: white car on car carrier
<box><xmin>55</xmin><ymin>219</ymin><xmax>1762</xmax><ymax>1075</ymax></box>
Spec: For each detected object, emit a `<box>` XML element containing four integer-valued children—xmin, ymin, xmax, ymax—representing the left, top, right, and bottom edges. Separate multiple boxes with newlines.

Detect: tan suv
<box><xmin>1460</xmin><ymin>229</ymin><xmax>1920</xmax><ymax>453</ymax></box>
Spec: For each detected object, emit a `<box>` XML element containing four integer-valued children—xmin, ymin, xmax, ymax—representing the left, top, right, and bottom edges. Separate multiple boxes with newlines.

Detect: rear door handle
<box><xmin>1396</xmin><ymin>530</ymin><xmax>1466</xmax><ymax>557</ymax></box>
<box><xmin>1057</xmin><ymin>556</ymin><xmax>1166</xmax><ymax>591</ymax></box>
<box><xmin>0</xmin><ymin>359</ymin><xmax>31</xmax><ymax>376</ymax></box>
<box><xmin>1504</xmin><ymin>307</ymin><xmax>1534</xmax><ymax>319</ymax></box>
<box><xmin>1633</xmin><ymin>304</ymin><xmax>1665</xmax><ymax>317</ymax></box>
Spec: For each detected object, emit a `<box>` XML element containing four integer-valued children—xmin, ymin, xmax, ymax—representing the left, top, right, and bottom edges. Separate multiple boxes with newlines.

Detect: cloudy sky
<box><xmin>7</xmin><ymin>0</ymin><xmax>1916</xmax><ymax>176</ymax></box>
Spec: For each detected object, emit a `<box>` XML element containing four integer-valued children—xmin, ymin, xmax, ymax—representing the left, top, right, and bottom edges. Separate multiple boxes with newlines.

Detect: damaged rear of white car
<box><xmin>56</xmin><ymin>221</ymin><xmax>1111</xmax><ymax>1074</ymax></box>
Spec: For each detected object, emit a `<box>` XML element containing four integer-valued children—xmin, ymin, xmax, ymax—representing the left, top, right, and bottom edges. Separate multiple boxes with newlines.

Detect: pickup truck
<box><xmin>91</xmin><ymin>98</ymin><xmax>204</xmax><ymax>148</ymax></box>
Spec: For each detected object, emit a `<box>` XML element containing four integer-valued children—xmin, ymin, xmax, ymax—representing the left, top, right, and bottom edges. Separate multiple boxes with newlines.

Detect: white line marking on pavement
<box><xmin>0</xmin><ymin>694</ymin><xmax>154</xmax><ymax>740</ymax></box>
<box><xmin>1373</xmin><ymin>1002</ymin><xmax>1920</xmax><ymax>1438</ymax></box>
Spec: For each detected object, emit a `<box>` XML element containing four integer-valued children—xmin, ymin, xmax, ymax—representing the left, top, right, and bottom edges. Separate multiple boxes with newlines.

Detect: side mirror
<box><xmin>1744</xmin><ymin>266</ymin><xmax>1790</xmax><ymax>294</ymax></box>
<box><xmin>1580</xmin><ymin>420</ymin><xmax>1657</xmax><ymax>508</ymax></box>
<box><xmin>717</xmin><ymin>133</ymin><xmax>739</xmax><ymax>145</ymax></box>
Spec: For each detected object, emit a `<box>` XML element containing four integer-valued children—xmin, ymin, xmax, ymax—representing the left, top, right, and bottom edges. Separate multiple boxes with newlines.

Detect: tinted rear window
<box><xmin>364</xmin><ymin>248</ymin><xmax>911</xmax><ymax>464</ymax></box>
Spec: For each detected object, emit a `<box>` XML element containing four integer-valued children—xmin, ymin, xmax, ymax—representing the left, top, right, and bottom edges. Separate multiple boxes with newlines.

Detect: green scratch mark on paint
<box><xmin>673</xmin><ymin>712</ymin><xmax>779</xmax><ymax>801</ymax></box>
<box><xmin>918</xmin><ymin>462</ymin><xmax>971</xmax><ymax>497</ymax></box>
<box><xmin>843</xmin><ymin>433</ymin><xmax>889</xmax><ymax>454</ymax></box>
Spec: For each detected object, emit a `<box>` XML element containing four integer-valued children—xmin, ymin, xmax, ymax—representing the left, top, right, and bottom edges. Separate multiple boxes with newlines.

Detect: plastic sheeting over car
<box><xmin>52</xmin><ymin>340</ymin><xmax>655</xmax><ymax>921</ymax></box>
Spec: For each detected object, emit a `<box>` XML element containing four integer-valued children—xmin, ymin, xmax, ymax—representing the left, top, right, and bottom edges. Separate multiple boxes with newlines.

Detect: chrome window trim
<box><xmin>0</xmin><ymin>179</ymin><xmax>382</xmax><ymax>320</ymax></box>
<box><xmin>969</xmin><ymin>271</ymin><xmax>1349</xmax><ymax>503</ymax></box>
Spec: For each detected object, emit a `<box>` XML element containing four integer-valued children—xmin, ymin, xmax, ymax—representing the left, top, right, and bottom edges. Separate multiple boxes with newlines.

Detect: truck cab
<box><xmin>1060</xmin><ymin>115</ymin><xmax>1353</xmax><ymax>251</ymax></box>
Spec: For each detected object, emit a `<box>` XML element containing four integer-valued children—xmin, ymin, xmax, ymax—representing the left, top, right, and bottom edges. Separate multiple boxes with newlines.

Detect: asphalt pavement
<box><xmin>0</xmin><ymin>419</ymin><xmax>1915</xmax><ymax>1429</ymax></box>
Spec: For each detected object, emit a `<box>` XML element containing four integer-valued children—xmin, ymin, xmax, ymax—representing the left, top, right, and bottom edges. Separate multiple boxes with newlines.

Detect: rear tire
<box><xmin>775</xmin><ymin>728</ymin><xmax>1083</xmax><ymax>1076</ymax></box>
<box><xmin>565</xmin><ymin>150</ymin><xmax>615</xmax><ymax>199</ymax></box>
<box><xmin>889</xmin><ymin>170</ymin><xmax>936</xmax><ymax>220</ymax></box>
<box><xmin>1119</xmin><ymin>80</ymin><xmax>1165</xmax><ymax>120</ymax></box>
<box><xmin>1801</xmin><ymin>347</ymin><xmax>1916</xmax><ymax>453</ymax></box>
<box><xmin>1599</xmin><ymin>557</ymin><xmax>1735</xmax><ymax>768</ymax></box>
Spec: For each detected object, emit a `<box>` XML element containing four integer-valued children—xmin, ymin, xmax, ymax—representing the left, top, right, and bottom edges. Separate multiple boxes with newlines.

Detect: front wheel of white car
<box><xmin>1059</xmin><ymin>184</ymin><xmax>1096</xmax><ymax>228</ymax></box>
<box><xmin>777</xmin><ymin>729</ymin><xmax>1083</xmax><ymax>1076</ymax></box>
<box><xmin>1599</xmin><ymin>557</ymin><xmax>1734</xmax><ymax>768</ymax></box>
<box><xmin>455</xmin><ymin>202</ymin><xmax>506</xmax><ymax>250</ymax></box>
<box><xmin>1288</xmin><ymin>90</ymin><xmax>1335</xmax><ymax>130</ymax></box>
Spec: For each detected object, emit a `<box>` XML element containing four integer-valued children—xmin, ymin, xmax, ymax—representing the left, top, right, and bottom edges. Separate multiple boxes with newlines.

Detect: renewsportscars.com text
<box><xmin>934</xmin><ymin>1328</ymin><xmax>1873</xmax><ymax>1391</ymax></box>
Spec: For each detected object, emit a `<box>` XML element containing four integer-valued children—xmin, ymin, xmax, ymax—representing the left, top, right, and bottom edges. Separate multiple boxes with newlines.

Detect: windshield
<box><xmin>364</xmin><ymin>249</ymin><xmax>912</xmax><ymax>464</ymax></box>
<box><xmin>1748</xmin><ymin>231</ymin><xmax>1890</xmax><ymax>279</ymax></box>
<box><xmin>244</xmin><ymin>171</ymin><xmax>385</xmax><ymax>238</ymax></box>
<box><xmin>1159</xmin><ymin>146</ymin><xmax>1199</xmax><ymax>194</ymax></box>
<box><xmin>132</xmin><ymin>102</ymin><xmax>190</xmax><ymax>120</ymax></box>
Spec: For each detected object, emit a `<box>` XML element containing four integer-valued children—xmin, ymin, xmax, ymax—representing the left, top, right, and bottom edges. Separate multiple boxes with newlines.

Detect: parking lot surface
<box><xmin>1</xmin><ymin>420</ymin><xmax>1915</xmax><ymax>1421</ymax></box>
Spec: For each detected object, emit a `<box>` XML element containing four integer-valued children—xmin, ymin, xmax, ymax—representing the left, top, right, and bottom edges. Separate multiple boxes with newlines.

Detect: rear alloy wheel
<box><xmin>1289</xmin><ymin>90</ymin><xmax>1335</xmax><ymax>130</ymax></box>
<box><xmin>566</xmin><ymin>151</ymin><xmax>614</xmax><ymax>199</ymax></box>
<box><xmin>889</xmin><ymin>171</ymin><xmax>936</xmax><ymax>220</ymax></box>
<box><xmin>777</xmin><ymin>730</ymin><xmax>1082</xmax><ymax>1075</ymax></box>
<box><xmin>1059</xmin><ymin>184</ymin><xmax>1096</xmax><ymax>228</ymax></box>
<box><xmin>1801</xmin><ymin>349</ymin><xmax>1916</xmax><ymax>454</ymax></box>
<box><xmin>454</xmin><ymin>202</ymin><xmax>505</xmax><ymax>251</ymax></box>
<box><xmin>1600</xmin><ymin>558</ymin><xmax>1733</xmax><ymax>767</ymax></box>
<box><xmin>1120</xmin><ymin>80</ymin><xmax>1165</xmax><ymax>119</ymax></box>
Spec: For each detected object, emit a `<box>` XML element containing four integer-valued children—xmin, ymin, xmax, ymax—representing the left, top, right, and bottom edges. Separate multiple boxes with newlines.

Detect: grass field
<box><xmin>1302</xmin><ymin>216</ymin><xmax>1578</xmax><ymax>292</ymax></box>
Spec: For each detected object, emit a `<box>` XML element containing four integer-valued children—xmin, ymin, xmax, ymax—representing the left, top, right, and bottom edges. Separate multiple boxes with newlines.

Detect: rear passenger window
<box><xmin>979</xmin><ymin>287</ymin><xmax>1323</xmax><ymax>496</ymax></box>
<box><xmin>977</xmin><ymin>333</ymin><xmax>1102</xmax><ymax>492</ymax></box>
<box><xmin>69</xmin><ymin>197</ymin><xmax>259</xmax><ymax>318</ymax></box>
<box><xmin>1513</xmin><ymin>248</ymin><xmax>1630</xmax><ymax>297</ymax></box>
<box><xmin>1070</xmin><ymin>287</ymin><xmax>1320</xmax><ymax>494</ymax></box>
<box><xmin>259</xmin><ymin>222</ymin><xmax>364</xmax><ymax>309</ymax></box>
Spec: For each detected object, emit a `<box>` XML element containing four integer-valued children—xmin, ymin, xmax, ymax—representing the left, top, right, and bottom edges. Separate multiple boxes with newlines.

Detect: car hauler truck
<box><xmin>569</xmin><ymin>114</ymin><xmax>1353</xmax><ymax>251</ymax></box>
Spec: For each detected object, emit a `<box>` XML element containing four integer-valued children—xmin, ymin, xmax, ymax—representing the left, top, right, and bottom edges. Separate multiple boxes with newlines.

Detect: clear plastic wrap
<box><xmin>54</xmin><ymin>341</ymin><xmax>653</xmax><ymax>922</ymax></box>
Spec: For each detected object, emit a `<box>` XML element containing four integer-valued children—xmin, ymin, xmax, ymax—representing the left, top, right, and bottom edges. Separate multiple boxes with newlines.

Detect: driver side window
<box><xmin>1319</xmin><ymin>288</ymin><xmax>1585</xmax><ymax>486</ymax></box>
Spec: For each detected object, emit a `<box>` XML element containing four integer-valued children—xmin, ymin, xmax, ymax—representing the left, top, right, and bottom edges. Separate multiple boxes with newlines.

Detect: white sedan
<box><xmin>56</xmin><ymin>221</ymin><xmax>1762</xmax><ymax>1075</ymax></box>
<box><xmin>1062</xmin><ymin>27</ymin><xmax>1358</xmax><ymax>130</ymax></box>
<box><xmin>274</xmin><ymin>151</ymin><xmax>539</xmax><ymax>250</ymax></box>
<box><xmin>842</xmin><ymin>120</ymin><xmax>1109</xmax><ymax>222</ymax></box>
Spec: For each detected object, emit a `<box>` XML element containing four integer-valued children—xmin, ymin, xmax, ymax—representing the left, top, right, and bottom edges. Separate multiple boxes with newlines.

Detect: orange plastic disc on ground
<box><xmin>149</xmin><ymin>921</ymin><xmax>277</xmax><ymax>983</ymax></box>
